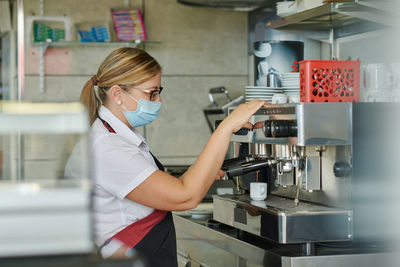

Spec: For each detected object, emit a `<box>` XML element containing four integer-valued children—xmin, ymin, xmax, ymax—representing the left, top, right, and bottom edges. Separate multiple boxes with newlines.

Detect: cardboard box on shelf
<box><xmin>111</xmin><ymin>9</ymin><xmax>146</xmax><ymax>42</ymax></box>
<box><xmin>75</xmin><ymin>21</ymin><xmax>111</xmax><ymax>42</ymax></box>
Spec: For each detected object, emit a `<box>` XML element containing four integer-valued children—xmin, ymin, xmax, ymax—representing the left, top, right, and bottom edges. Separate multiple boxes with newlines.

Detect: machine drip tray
<box><xmin>213</xmin><ymin>194</ymin><xmax>353</xmax><ymax>244</ymax></box>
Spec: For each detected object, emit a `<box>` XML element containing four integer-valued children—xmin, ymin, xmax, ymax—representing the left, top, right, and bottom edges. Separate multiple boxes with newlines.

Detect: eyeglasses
<box><xmin>140</xmin><ymin>87</ymin><xmax>163</xmax><ymax>101</ymax></box>
<box><xmin>119</xmin><ymin>85</ymin><xmax>163</xmax><ymax>101</ymax></box>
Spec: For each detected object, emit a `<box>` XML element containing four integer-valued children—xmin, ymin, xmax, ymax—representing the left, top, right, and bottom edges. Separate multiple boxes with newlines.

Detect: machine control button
<box><xmin>333</xmin><ymin>162</ymin><xmax>352</xmax><ymax>177</ymax></box>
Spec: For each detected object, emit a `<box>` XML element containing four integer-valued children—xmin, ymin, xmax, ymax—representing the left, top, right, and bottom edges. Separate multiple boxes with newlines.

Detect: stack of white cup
<box><xmin>271</xmin><ymin>93</ymin><xmax>300</xmax><ymax>104</ymax></box>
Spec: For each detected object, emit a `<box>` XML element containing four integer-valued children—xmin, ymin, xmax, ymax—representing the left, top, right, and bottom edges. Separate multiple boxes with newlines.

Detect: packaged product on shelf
<box><xmin>111</xmin><ymin>9</ymin><xmax>146</xmax><ymax>42</ymax></box>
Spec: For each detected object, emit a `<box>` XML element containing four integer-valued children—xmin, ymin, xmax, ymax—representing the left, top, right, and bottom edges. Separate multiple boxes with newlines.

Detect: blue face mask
<box><xmin>121</xmin><ymin>93</ymin><xmax>162</xmax><ymax>128</ymax></box>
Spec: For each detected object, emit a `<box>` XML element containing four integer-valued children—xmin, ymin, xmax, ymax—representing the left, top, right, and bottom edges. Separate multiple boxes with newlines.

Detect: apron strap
<box><xmin>99</xmin><ymin>117</ymin><xmax>116</xmax><ymax>133</ymax></box>
<box><xmin>150</xmin><ymin>151</ymin><xmax>165</xmax><ymax>171</ymax></box>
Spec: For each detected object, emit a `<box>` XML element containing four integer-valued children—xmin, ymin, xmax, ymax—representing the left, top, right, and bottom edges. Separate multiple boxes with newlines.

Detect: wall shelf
<box><xmin>31</xmin><ymin>40</ymin><xmax>161</xmax><ymax>49</ymax></box>
<box><xmin>267</xmin><ymin>2</ymin><xmax>394</xmax><ymax>40</ymax></box>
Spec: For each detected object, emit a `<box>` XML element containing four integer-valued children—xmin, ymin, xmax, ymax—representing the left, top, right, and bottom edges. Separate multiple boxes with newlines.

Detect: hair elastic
<box><xmin>91</xmin><ymin>75</ymin><xmax>98</xmax><ymax>86</ymax></box>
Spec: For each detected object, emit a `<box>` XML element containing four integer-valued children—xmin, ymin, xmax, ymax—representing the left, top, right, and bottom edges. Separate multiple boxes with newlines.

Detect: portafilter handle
<box><xmin>221</xmin><ymin>156</ymin><xmax>255</xmax><ymax>171</ymax></box>
<box><xmin>225</xmin><ymin>159</ymin><xmax>273</xmax><ymax>178</ymax></box>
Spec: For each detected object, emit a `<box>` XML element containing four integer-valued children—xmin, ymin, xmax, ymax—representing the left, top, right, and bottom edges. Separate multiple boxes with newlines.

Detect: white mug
<box><xmin>250</xmin><ymin>182</ymin><xmax>267</xmax><ymax>201</ymax></box>
<box><xmin>272</xmin><ymin>93</ymin><xmax>287</xmax><ymax>104</ymax></box>
<box><xmin>364</xmin><ymin>63</ymin><xmax>393</xmax><ymax>90</ymax></box>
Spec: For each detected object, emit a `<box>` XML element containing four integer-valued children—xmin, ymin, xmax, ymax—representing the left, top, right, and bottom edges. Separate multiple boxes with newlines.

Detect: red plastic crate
<box><xmin>299</xmin><ymin>60</ymin><xmax>360</xmax><ymax>102</ymax></box>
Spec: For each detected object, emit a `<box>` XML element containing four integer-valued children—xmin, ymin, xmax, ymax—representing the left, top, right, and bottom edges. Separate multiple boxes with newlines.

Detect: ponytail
<box><xmin>80</xmin><ymin>77</ymin><xmax>100</xmax><ymax>125</ymax></box>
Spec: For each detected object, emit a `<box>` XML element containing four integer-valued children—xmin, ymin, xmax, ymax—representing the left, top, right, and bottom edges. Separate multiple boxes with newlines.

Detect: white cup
<box><xmin>364</xmin><ymin>63</ymin><xmax>393</xmax><ymax>90</ymax></box>
<box><xmin>288</xmin><ymin>94</ymin><xmax>300</xmax><ymax>103</ymax></box>
<box><xmin>272</xmin><ymin>93</ymin><xmax>287</xmax><ymax>104</ymax></box>
<box><xmin>250</xmin><ymin>182</ymin><xmax>267</xmax><ymax>201</ymax></box>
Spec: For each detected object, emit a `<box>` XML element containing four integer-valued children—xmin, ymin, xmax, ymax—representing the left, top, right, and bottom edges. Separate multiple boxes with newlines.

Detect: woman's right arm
<box><xmin>126</xmin><ymin>99</ymin><xmax>265</xmax><ymax>211</ymax></box>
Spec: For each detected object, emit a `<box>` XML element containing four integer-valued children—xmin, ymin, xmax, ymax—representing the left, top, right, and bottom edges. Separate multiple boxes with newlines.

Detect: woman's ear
<box><xmin>108</xmin><ymin>85</ymin><xmax>123</xmax><ymax>105</ymax></box>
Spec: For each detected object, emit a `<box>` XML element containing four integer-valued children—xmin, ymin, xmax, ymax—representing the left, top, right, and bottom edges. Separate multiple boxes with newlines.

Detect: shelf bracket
<box><xmin>329</xmin><ymin>28</ymin><xmax>335</xmax><ymax>59</ymax></box>
<box><xmin>39</xmin><ymin>43</ymin><xmax>48</xmax><ymax>94</ymax></box>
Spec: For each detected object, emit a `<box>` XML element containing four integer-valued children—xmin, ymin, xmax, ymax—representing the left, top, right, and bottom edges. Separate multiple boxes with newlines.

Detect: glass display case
<box><xmin>0</xmin><ymin>101</ymin><xmax>93</xmax><ymax>257</ymax></box>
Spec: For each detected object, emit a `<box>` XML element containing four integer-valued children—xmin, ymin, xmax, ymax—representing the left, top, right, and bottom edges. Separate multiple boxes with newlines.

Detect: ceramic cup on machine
<box><xmin>250</xmin><ymin>182</ymin><xmax>267</xmax><ymax>201</ymax></box>
<box><xmin>363</xmin><ymin>63</ymin><xmax>393</xmax><ymax>102</ymax></box>
<box><xmin>272</xmin><ymin>93</ymin><xmax>288</xmax><ymax>104</ymax></box>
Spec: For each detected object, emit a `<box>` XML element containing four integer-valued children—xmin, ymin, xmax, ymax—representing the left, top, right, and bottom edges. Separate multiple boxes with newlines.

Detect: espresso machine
<box><xmin>212</xmin><ymin>102</ymin><xmax>400</xmax><ymax>266</ymax></box>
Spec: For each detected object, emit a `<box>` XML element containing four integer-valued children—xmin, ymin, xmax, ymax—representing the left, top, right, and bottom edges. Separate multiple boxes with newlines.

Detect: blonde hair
<box><xmin>80</xmin><ymin>47</ymin><xmax>162</xmax><ymax>125</ymax></box>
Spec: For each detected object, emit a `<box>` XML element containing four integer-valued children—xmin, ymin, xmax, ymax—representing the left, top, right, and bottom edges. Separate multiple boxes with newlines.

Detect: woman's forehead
<box><xmin>136</xmin><ymin>73</ymin><xmax>161</xmax><ymax>87</ymax></box>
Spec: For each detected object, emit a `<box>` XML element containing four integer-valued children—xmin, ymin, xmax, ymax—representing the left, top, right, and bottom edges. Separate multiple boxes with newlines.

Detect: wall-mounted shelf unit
<box><xmin>177</xmin><ymin>0</ymin><xmax>276</xmax><ymax>11</ymax></box>
<box><xmin>31</xmin><ymin>40</ymin><xmax>161</xmax><ymax>49</ymax></box>
<box><xmin>267</xmin><ymin>2</ymin><xmax>395</xmax><ymax>40</ymax></box>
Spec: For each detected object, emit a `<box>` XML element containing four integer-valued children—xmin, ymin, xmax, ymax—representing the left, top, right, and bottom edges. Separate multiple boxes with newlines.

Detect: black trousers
<box><xmin>134</xmin><ymin>212</ymin><xmax>178</xmax><ymax>267</ymax></box>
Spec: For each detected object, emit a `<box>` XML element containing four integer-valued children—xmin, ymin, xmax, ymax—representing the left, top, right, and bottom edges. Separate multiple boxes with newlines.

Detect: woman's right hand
<box><xmin>218</xmin><ymin>99</ymin><xmax>265</xmax><ymax>133</ymax></box>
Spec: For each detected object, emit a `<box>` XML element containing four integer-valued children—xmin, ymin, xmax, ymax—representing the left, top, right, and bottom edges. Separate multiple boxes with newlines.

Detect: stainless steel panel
<box><xmin>297</xmin><ymin>103</ymin><xmax>352</xmax><ymax>146</ymax></box>
<box><xmin>281</xmin><ymin>252</ymin><xmax>397</xmax><ymax>267</ymax></box>
<box><xmin>271</xmin><ymin>145</ymin><xmax>352</xmax><ymax>208</ymax></box>
<box><xmin>230</xmin><ymin>103</ymin><xmax>352</xmax><ymax>146</ymax></box>
<box><xmin>213</xmin><ymin>195</ymin><xmax>352</xmax><ymax>244</ymax></box>
<box><xmin>301</xmin><ymin>156</ymin><xmax>321</xmax><ymax>191</ymax></box>
<box><xmin>173</xmin><ymin>214</ymin><xmax>267</xmax><ymax>266</ymax></box>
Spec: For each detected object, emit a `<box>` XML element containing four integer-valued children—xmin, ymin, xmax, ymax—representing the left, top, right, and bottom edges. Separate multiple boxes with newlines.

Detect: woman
<box><xmin>74</xmin><ymin>47</ymin><xmax>264</xmax><ymax>265</ymax></box>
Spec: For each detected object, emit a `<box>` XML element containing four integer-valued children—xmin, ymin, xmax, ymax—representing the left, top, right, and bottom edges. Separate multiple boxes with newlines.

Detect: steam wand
<box><xmin>293</xmin><ymin>147</ymin><xmax>305</xmax><ymax>206</ymax></box>
<box><xmin>294</xmin><ymin>168</ymin><xmax>302</xmax><ymax>206</ymax></box>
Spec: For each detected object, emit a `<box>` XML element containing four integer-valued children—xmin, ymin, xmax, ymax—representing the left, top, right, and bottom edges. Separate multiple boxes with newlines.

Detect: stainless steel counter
<box><xmin>174</xmin><ymin>213</ymin><xmax>267</xmax><ymax>266</ymax></box>
<box><xmin>173</xmin><ymin>213</ymin><xmax>394</xmax><ymax>267</ymax></box>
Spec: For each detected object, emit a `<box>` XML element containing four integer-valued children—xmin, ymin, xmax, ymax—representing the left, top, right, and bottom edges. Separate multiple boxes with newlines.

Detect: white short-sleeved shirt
<box><xmin>70</xmin><ymin>105</ymin><xmax>159</xmax><ymax>257</ymax></box>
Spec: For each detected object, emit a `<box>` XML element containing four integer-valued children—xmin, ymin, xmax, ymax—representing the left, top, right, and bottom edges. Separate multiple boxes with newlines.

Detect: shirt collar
<box><xmin>98</xmin><ymin>105</ymin><xmax>147</xmax><ymax>147</ymax></box>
